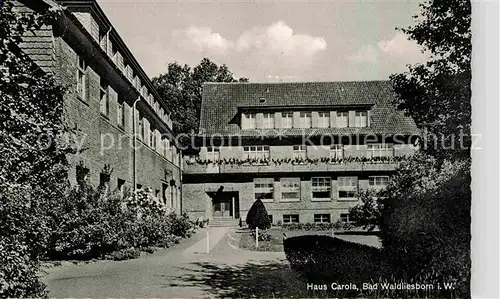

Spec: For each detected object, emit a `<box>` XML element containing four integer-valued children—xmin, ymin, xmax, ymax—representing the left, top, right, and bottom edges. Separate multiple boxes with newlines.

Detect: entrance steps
<box><xmin>209</xmin><ymin>218</ymin><xmax>239</xmax><ymax>227</ymax></box>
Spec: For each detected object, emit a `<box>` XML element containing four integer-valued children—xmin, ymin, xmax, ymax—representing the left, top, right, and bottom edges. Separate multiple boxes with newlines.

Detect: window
<box><xmin>163</xmin><ymin>138</ymin><xmax>170</xmax><ymax>160</ymax></box>
<box><xmin>99</xmin><ymin>172</ymin><xmax>109</xmax><ymax>189</ymax></box>
<box><xmin>314</xmin><ymin>214</ymin><xmax>331</xmax><ymax>223</ymax></box>
<box><xmin>254</xmin><ymin>178</ymin><xmax>274</xmax><ymax>202</ymax></box>
<box><xmin>138</xmin><ymin>114</ymin><xmax>143</xmax><ymax>140</ymax></box>
<box><xmin>117</xmin><ymin>178</ymin><xmax>125</xmax><ymax>193</ymax></box>
<box><xmin>117</xmin><ymin>98</ymin><xmax>125</xmax><ymax>128</ymax></box>
<box><xmin>243</xmin><ymin>145</ymin><xmax>270</xmax><ymax>160</ymax></box>
<box><xmin>338</xmin><ymin>176</ymin><xmax>358</xmax><ymax>200</ymax></box>
<box><xmin>150</xmin><ymin>128</ymin><xmax>156</xmax><ymax>149</ymax></box>
<box><xmin>340</xmin><ymin>213</ymin><xmax>351</xmax><ymax>223</ymax></box>
<box><xmin>293</xmin><ymin>145</ymin><xmax>307</xmax><ymax>160</ymax></box>
<box><xmin>262</xmin><ymin>113</ymin><xmax>275</xmax><ymax>129</ymax></box>
<box><xmin>330</xmin><ymin>144</ymin><xmax>344</xmax><ymax>159</ymax></box>
<box><xmin>141</xmin><ymin>118</ymin><xmax>147</xmax><ymax>142</ymax></box>
<box><xmin>206</xmin><ymin>147</ymin><xmax>220</xmax><ymax>161</ymax></box>
<box><xmin>336</xmin><ymin>111</ymin><xmax>348</xmax><ymax>127</ymax></box>
<box><xmin>268</xmin><ymin>215</ymin><xmax>273</xmax><ymax>224</ymax></box>
<box><xmin>281</xmin><ymin>112</ymin><xmax>293</xmax><ymax>128</ymax></box>
<box><xmin>299</xmin><ymin>112</ymin><xmax>312</xmax><ymax>128</ymax></box>
<box><xmin>369</xmin><ymin>176</ymin><xmax>390</xmax><ymax>189</ymax></box>
<box><xmin>283</xmin><ymin>214</ymin><xmax>299</xmax><ymax>224</ymax></box>
<box><xmin>318</xmin><ymin>112</ymin><xmax>330</xmax><ymax>128</ymax></box>
<box><xmin>76</xmin><ymin>56</ymin><xmax>87</xmax><ymax>100</ymax></box>
<box><xmin>355</xmin><ymin>111</ymin><xmax>368</xmax><ymax>127</ymax></box>
<box><xmin>136</xmin><ymin>184</ymin><xmax>143</xmax><ymax>190</ymax></box>
<box><xmin>312</xmin><ymin>177</ymin><xmax>331</xmax><ymax>201</ymax></box>
<box><xmin>242</xmin><ymin>113</ymin><xmax>256</xmax><ymax>129</ymax></box>
<box><xmin>99</xmin><ymin>80</ymin><xmax>109</xmax><ymax>116</ymax></box>
<box><xmin>367</xmin><ymin>143</ymin><xmax>394</xmax><ymax>158</ymax></box>
<box><xmin>281</xmin><ymin>178</ymin><xmax>300</xmax><ymax>201</ymax></box>
<box><xmin>155</xmin><ymin>189</ymin><xmax>160</xmax><ymax>198</ymax></box>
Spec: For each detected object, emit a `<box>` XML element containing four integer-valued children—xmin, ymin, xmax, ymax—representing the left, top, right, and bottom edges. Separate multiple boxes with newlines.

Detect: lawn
<box><xmin>238</xmin><ymin>226</ymin><xmax>381</xmax><ymax>251</ymax></box>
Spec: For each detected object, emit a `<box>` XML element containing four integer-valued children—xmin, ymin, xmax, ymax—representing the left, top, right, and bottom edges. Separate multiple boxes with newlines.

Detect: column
<box><xmin>232</xmin><ymin>197</ymin><xmax>236</xmax><ymax>219</ymax></box>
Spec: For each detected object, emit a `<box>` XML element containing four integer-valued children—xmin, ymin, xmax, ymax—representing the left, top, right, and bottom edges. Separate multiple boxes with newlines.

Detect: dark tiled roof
<box><xmin>199</xmin><ymin>81</ymin><xmax>419</xmax><ymax>136</ymax></box>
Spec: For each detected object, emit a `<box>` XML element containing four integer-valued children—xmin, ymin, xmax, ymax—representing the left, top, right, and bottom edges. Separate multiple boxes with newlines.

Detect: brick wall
<box><xmin>15</xmin><ymin>1</ymin><xmax>182</xmax><ymax>210</ymax></box>
<box><xmin>183</xmin><ymin>173</ymin><xmax>383</xmax><ymax>224</ymax></box>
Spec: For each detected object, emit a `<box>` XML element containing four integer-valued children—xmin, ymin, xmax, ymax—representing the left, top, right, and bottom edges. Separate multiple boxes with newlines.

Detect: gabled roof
<box><xmin>199</xmin><ymin>81</ymin><xmax>419</xmax><ymax>136</ymax></box>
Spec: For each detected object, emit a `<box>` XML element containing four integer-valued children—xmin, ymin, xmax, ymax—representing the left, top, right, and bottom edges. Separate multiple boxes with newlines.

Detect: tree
<box><xmin>0</xmin><ymin>1</ymin><xmax>73</xmax><ymax>296</ymax></box>
<box><xmin>153</xmin><ymin>58</ymin><xmax>248</xmax><ymax>148</ymax></box>
<box><xmin>390</xmin><ymin>0</ymin><xmax>471</xmax><ymax>160</ymax></box>
<box><xmin>245</xmin><ymin>198</ymin><xmax>272</xmax><ymax>230</ymax></box>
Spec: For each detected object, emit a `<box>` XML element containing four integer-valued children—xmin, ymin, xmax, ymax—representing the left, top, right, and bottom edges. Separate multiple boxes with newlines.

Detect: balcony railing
<box><xmin>183</xmin><ymin>156</ymin><xmax>407</xmax><ymax>174</ymax></box>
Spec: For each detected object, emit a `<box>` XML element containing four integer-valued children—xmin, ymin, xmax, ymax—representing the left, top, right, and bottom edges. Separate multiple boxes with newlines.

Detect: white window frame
<box><xmin>163</xmin><ymin>138</ymin><xmax>171</xmax><ymax>160</ymax></box>
<box><xmin>355</xmin><ymin>111</ymin><xmax>368</xmax><ymax>127</ymax></box>
<box><xmin>280</xmin><ymin>178</ymin><xmax>301</xmax><ymax>202</ymax></box>
<box><xmin>206</xmin><ymin>147</ymin><xmax>220</xmax><ymax>161</ymax></box>
<box><xmin>299</xmin><ymin>112</ymin><xmax>312</xmax><ymax>128</ymax></box>
<box><xmin>262</xmin><ymin>113</ymin><xmax>275</xmax><ymax>129</ymax></box>
<box><xmin>311</xmin><ymin>177</ymin><xmax>332</xmax><ymax>201</ymax></box>
<box><xmin>117</xmin><ymin>98</ymin><xmax>125</xmax><ymax>128</ymax></box>
<box><xmin>242</xmin><ymin>113</ymin><xmax>257</xmax><ymax>129</ymax></box>
<box><xmin>314</xmin><ymin>214</ymin><xmax>331</xmax><ymax>223</ymax></box>
<box><xmin>330</xmin><ymin>144</ymin><xmax>344</xmax><ymax>160</ymax></box>
<box><xmin>254</xmin><ymin>178</ymin><xmax>274</xmax><ymax>202</ymax></box>
<box><xmin>281</xmin><ymin>112</ymin><xmax>293</xmax><ymax>128</ymax></box>
<box><xmin>283</xmin><ymin>214</ymin><xmax>300</xmax><ymax>224</ymax></box>
<box><xmin>318</xmin><ymin>112</ymin><xmax>330</xmax><ymax>128</ymax></box>
<box><xmin>340</xmin><ymin>212</ymin><xmax>352</xmax><ymax>223</ymax></box>
<box><xmin>367</xmin><ymin>143</ymin><xmax>394</xmax><ymax>158</ymax></box>
<box><xmin>76</xmin><ymin>56</ymin><xmax>87</xmax><ymax>100</ymax></box>
<box><xmin>336</xmin><ymin>111</ymin><xmax>349</xmax><ymax>128</ymax></box>
<box><xmin>150</xmin><ymin>128</ymin><xmax>156</xmax><ymax>149</ymax></box>
<box><xmin>293</xmin><ymin>145</ymin><xmax>307</xmax><ymax>160</ymax></box>
<box><xmin>243</xmin><ymin>145</ymin><xmax>270</xmax><ymax>160</ymax></box>
<box><xmin>369</xmin><ymin>176</ymin><xmax>390</xmax><ymax>189</ymax></box>
<box><xmin>337</xmin><ymin>176</ymin><xmax>358</xmax><ymax>201</ymax></box>
<box><xmin>99</xmin><ymin>80</ymin><xmax>109</xmax><ymax>117</ymax></box>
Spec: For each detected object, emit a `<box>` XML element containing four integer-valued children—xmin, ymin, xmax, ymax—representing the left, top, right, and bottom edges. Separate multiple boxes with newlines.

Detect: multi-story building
<box><xmin>183</xmin><ymin>82</ymin><xmax>420</xmax><ymax>224</ymax></box>
<box><xmin>15</xmin><ymin>0</ymin><xmax>182</xmax><ymax>210</ymax></box>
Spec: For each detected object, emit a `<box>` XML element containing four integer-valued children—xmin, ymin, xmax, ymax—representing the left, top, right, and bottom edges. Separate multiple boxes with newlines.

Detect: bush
<box><xmin>251</xmin><ymin>230</ymin><xmax>272</xmax><ymax>242</ymax></box>
<box><xmin>45</xmin><ymin>182</ymin><xmax>195</xmax><ymax>260</ymax></box>
<box><xmin>245</xmin><ymin>198</ymin><xmax>271</xmax><ymax>230</ymax></box>
<box><xmin>104</xmin><ymin>248</ymin><xmax>141</xmax><ymax>261</ymax></box>
<box><xmin>282</xmin><ymin>221</ymin><xmax>350</xmax><ymax>231</ymax></box>
<box><xmin>284</xmin><ymin>235</ymin><xmax>387</xmax><ymax>286</ymax></box>
<box><xmin>348</xmin><ymin>153</ymin><xmax>470</xmax><ymax>297</ymax></box>
<box><xmin>380</xmin><ymin>155</ymin><xmax>470</xmax><ymax>297</ymax></box>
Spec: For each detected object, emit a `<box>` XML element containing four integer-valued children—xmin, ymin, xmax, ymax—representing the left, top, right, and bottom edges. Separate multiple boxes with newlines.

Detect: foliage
<box><xmin>284</xmin><ymin>235</ymin><xmax>387</xmax><ymax>287</ymax></box>
<box><xmin>152</xmin><ymin>58</ymin><xmax>248</xmax><ymax>148</ymax></box>
<box><xmin>0</xmin><ymin>186</ymin><xmax>47</xmax><ymax>298</ymax></box>
<box><xmin>281</xmin><ymin>221</ymin><xmax>351</xmax><ymax>231</ymax></box>
<box><xmin>380</xmin><ymin>153</ymin><xmax>471</xmax><ymax>297</ymax></box>
<box><xmin>245</xmin><ymin>198</ymin><xmax>271</xmax><ymax>230</ymax></box>
<box><xmin>104</xmin><ymin>248</ymin><xmax>141</xmax><ymax>261</ymax></box>
<box><xmin>348</xmin><ymin>189</ymin><xmax>382</xmax><ymax>231</ymax></box>
<box><xmin>46</xmin><ymin>180</ymin><xmax>195</xmax><ymax>260</ymax></box>
<box><xmin>390</xmin><ymin>0</ymin><xmax>471</xmax><ymax>159</ymax></box>
<box><xmin>251</xmin><ymin>230</ymin><xmax>272</xmax><ymax>242</ymax></box>
<box><xmin>348</xmin><ymin>152</ymin><xmax>470</xmax><ymax>297</ymax></box>
<box><xmin>0</xmin><ymin>2</ymin><xmax>73</xmax><ymax>297</ymax></box>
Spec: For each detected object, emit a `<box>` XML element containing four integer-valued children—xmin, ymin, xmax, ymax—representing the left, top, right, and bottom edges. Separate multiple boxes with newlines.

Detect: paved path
<box><xmin>42</xmin><ymin>227</ymin><xmax>298</xmax><ymax>298</ymax></box>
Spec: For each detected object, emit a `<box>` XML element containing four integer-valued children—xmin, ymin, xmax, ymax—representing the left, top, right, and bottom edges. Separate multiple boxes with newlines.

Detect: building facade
<box><xmin>183</xmin><ymin>82</ymin><xmax>420</xmax><ymax>224</ymax></box>
<box><xmin>16</xmin><ymin>0</ymin><xmax>182</xmax><ymax>210</ymax></box>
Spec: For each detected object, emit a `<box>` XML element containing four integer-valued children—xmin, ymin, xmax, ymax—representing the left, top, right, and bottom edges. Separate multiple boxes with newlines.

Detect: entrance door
<box><xmin>212</xmin><ymin>197</ymin><xmax>232</xmax><ymax>218</ymax></box>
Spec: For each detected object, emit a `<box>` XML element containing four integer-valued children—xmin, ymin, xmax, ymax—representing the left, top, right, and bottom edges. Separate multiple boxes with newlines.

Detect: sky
<box><xmin>97</xmin><ymin>0</ymin><xmax>428</xmax><ymax>82</ymax></box>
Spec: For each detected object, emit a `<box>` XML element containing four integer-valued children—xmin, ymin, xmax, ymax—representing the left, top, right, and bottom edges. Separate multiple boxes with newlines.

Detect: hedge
<box><xmin>284</xmin><ymin>235</ymin><xmax>387</xmax><ymax>285</ymax></box>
